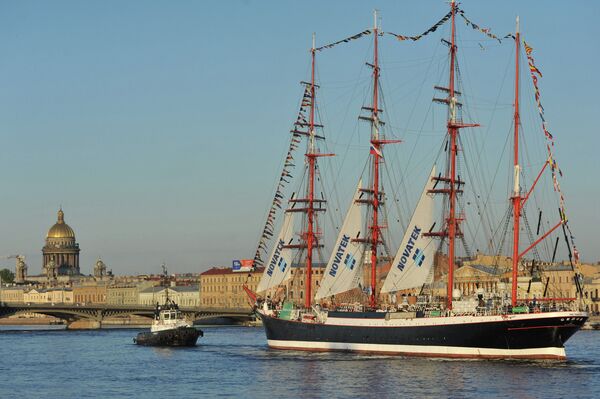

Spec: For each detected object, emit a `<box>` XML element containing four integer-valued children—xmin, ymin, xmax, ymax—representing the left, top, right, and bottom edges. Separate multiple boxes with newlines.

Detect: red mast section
<box><xmin>291</xmin><ymin>35</ymin><xmax>334</xmax><ymax>309</ymax></box>
<box><xmin>361</xmin><ymin>11</ymin><xmax>400</xmax><ymax>308</ymax></box>
<box><xmin>510</xmin><ymin>19</ymin><xmax>568</xmax><ymax>299</ymax></box>
<box><xmin>425</xmin><ymin>0</ymin><xmax>478</xmax><ymax>311</ymax></box>
<box><xmin>511</xmin><ymin>18</ymin><xmax>522</xmax><ymax>307</ymax></box>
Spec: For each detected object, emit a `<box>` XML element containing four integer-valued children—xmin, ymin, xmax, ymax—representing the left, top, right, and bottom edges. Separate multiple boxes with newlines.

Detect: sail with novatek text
<box><xmin>256</xmin><ymin>212</ymin><xmax>296</xmax><ymax>292</ymax></box>
<box><xmin>315</xmin><ymin>181</ymin><xmax>364</xmax><ymax>300</ymax></box>
<box><xmin>381</xmin><ymin>167</ymin><xmax>436</xmax><ymax>293</ymax></box>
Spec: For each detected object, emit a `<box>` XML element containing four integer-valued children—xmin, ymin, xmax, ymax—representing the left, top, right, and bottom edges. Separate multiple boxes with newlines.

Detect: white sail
<box><xmin>315</xmin><ymin>181</ymin><xmax>365</xmax><ymax>300</ymax></box>
<box><xmin>381</xmin><ymin>166</ymin><xmax>436</xmax><ymax>293</ymax></box>
<box><xmin>256</xmin><ymin>212</ymin><xmax>296</xmax><ymax>292</ymax></box>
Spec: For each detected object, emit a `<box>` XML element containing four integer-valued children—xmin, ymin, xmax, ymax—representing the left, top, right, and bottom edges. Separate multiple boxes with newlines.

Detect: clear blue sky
<box><xmin>0</xmin><ymin>0</ymin><xmax>598</xmax><ymax>275</ymax></box>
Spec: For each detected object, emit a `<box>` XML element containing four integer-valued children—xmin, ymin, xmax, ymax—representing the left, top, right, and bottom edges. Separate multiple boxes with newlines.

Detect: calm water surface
<box><xmin>0</xmin><ymin>325</ymin><xmax>599</xmax><ymax>398</ymax></box>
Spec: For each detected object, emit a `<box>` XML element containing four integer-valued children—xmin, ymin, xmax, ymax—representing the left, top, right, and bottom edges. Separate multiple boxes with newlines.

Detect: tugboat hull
<box><xmin>134</xmin><ymin>326</ymin><xmax>203</xmax><ymax>347</ymax></box>
<box><xmin>259</xmin><ymin>311</ymin><xmax>588</xmax><ymax>360</ymax></box>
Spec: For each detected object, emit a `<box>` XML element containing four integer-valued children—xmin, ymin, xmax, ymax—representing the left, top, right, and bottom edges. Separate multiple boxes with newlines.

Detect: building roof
<box><xmin>459</xmin><ymin>264</ymin><xmax>504</xmax><ymax>275</ymax></box>
<box><xmin>139</xmin><ymin>285</ymin><xmax>199</xmax><ymax>294</ymax></box>
<box><xmin>0</xmin><ymin>286</ymin><xmax>26</xmax><ymax>291</ymax></box>
<box><xmin>201</xmin><ymin>267</ymin><xmax>265</xmax><ymax>276</ymax></box>
<box><xmin>543</xmin><ymin>264</ymin><xmax>575</xmax><ymax>272</ymax></box>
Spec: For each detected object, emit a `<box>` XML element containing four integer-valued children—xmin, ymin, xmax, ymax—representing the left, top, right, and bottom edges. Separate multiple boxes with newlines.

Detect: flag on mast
<box><xmin>370</xmin><ymin>144</ymin><xmax>383</xmax><ymax>157</ymax></box>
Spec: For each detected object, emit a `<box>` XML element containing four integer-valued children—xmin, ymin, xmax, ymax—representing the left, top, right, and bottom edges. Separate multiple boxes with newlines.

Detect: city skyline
<box><xmin>0</xmin><ymin>0</ymin><xmax>598</xmax><ymax>275</ymax></box>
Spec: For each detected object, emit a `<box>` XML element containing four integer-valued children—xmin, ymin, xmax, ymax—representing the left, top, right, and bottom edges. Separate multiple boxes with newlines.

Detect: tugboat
<box><xmin>134</xmin><ymin>264</ymin><xmax>203</xmax><ymax>347</ymax></box>
<box><xmin>134</xmin><ymin>299</ymin><xmax>202</xmax><ymax>346</ymax></box>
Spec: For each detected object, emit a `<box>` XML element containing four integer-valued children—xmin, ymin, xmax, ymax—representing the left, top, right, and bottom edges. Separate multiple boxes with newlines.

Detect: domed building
<box><xmin>42</xmin><ymin>208</ymin><xmax>81</xmax><ymax>276</ymax></box>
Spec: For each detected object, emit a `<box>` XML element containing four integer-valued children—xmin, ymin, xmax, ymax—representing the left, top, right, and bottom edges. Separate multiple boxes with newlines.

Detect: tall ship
<box><xmin>245</xmin><ymin>1</ymin><xmax>588</xmax><ymax>360</ymax></box>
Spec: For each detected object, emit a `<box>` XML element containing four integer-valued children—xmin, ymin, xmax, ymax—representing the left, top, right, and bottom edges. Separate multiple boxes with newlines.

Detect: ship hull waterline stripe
<box><xmin>266</xmin><ymin>339</ymin><xmax>566</xmax><ymax>360</ymax></box>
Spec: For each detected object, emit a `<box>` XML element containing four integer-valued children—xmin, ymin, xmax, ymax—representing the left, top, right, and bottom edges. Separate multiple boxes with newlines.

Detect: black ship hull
<box><xmin>259</xmin><ymin>310</ymin><xmax>587</xmax><ymax>360</ymax></box>
<box><xmin>134</xmin><ymin>326</ymin><xmax>203</xmax><ymax>347</ymax></box>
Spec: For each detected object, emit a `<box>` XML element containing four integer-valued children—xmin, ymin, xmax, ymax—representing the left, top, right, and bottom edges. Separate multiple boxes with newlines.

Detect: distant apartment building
<box><xmin>200</xmin><ymin>267</ymin><xmax>264</xmax><ymax>309</ymax></box>
<box><xmin>199</xmin><ymin>265</ymin><xmax>332</xmax><ymax>309</ymax></box>
<box><xmin>583</xmin><ymin>275</ymin><xmax>600</xmax><ymax>314</ymax></box>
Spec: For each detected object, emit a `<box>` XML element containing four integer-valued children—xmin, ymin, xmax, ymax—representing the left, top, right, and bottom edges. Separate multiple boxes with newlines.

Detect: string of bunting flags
<box><xmin>457</xmin><ymin>10</ymin><xmax>515</xmax><ymax>43</ymax></box>
<box><xmin>524</xmin><ymin>41</ymin><xmax>580</xmax><ymax>265</ymax></box>
<box><xmin>524</xmin><ymin>41</ymin><xmax>553</xmax><ymax>142</ymax></box>
<box><xmin>315</xmin><ymin>29</ymin><xmax>371</xmax><ymax>52</ymax></box>
<box><xmin>386</xmin><ymin>10</ymin><xmax>452</xmax><ymax>41</ymax></box>
<box><xmin>313</xmin><ymin>9</ymin><xmax>511</xmax><ymax>51</ymax></box>
<box><xmin>252</xmin><ymin>86</ymin><xmax>311</xmax><ymax>267</ymax></box>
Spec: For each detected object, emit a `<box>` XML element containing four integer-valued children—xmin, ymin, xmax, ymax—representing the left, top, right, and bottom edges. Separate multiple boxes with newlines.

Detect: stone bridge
<box><xmin>0</xmin><ymin>302</ymin><xmax>254</xmax><ymax>329</ymax></box>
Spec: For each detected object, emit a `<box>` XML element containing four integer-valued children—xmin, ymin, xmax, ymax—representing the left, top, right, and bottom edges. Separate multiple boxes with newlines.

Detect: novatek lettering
<box><xmin>329</xmin><ymin>235</ymin><xmax>350</xmax><ymax>277</ymax></box>
<box><xmin>267</xmin><ymin>239</ymin><xmax>285</xmax><ymax>277</ymax></box>
<box><xmin>397</xmin><ymin>226</ymin><xmax>422</xmax><ymax>271</ymax></box>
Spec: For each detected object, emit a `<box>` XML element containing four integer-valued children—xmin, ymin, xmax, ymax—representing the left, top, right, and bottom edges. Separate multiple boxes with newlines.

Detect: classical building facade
<box><xmin>23</xmin><ymin>288</ymin><xmax>73</xmax><ymax>304</ymax></box>
<box><xmin>42</xmin><ymin>209</ymin><xmax>81</xmax><ymax>276</ymax></box>
<box><xmin>106</xmin><ymin>281</ymin><xmax>157</xmax><ymax>305</ymax></box>
<box><xmin>73</xmin><ymin>283</ymin><xmax>108</xmax><ymax>304</ymax></box>
<box><xmin>0</xmin><ymin>287</ymin><xmax>25</xmax><ymax>303</ymax></box>
<box><xmin>139</xmin><ymin>286</ymin><xmax>200</xmax><ymax>307</ymax></box>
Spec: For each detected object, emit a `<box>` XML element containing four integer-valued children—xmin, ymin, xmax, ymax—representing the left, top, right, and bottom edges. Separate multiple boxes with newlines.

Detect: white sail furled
<box><xmin>315</xmin><ymin>181</ymin><xmax>365</xmax><ymax>300</ymax></box>
<box><xmin>256</xmin><ymin>212</ymin><xmax>296</xmax><ymax>292</ymax></box>
<box><xmin>381</xmin><ymin>166</ymin><xmax>437</xmax><ymax>293</ymax></box>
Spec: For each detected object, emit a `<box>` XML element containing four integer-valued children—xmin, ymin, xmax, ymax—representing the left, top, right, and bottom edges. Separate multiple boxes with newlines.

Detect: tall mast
<box><xmin>511</xmin><ymin>17</ymin><xmax>521</xmax><ymax>307</ymax></box>
<box><xmin>369</xmin><ymin>9</ymin><xmax>380</xmax><ymax>308</ymax></box>
<box><xmin>305</xmin><ymin>33</ymin><xmax>317</xmax><ymax>309</ymax></box>
<box><xmin>446</xmin><ymin>0</ymin><xmax>458</xmax><ymax>311</ymax></box>
<box><xmin>425</xmin><ymin>0</ymin><xmax>478</xmax><ymax>311</ymax></box>
<box><xmin>358</xmin><ymin>10</ymin><xmax>401</xmax><ymax>308</ymax></box>
<box><xmin>282</xmin><ymin>34</ymin><xmax>334</xmax><ymax>309</ymax></box>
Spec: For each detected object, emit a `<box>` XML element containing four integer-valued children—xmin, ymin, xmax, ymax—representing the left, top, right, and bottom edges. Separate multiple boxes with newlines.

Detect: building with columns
<box><xmin>42</xmin><ymin>209</ymin><xmax>81</xmax><ymax>276</ymax></box>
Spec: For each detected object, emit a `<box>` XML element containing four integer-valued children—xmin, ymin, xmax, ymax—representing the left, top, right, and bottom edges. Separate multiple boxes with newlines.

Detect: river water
<box><xmin>0</xmin><ymin>325</ymin><xmax>598</xmax><ymax>398</ymax></box>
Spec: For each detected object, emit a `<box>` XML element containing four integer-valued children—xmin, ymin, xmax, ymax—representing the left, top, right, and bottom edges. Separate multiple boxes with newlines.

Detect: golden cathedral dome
<box><xmin>46</xmin><ymin>209</ymin><xmax>76</xmax><ymax>239</ymax></box>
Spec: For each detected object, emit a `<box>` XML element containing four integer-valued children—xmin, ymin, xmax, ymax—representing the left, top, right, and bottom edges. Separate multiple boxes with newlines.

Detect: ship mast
<box><xmin>360</xmin><ymin>11</ymin><xmax>400</xmax><ymax>308</ymax></box>
<box><xmin>288</xmin><ymin>34</ymin><xmax>334</xmax><ymax>309</ymax></box>
<box><xmin>305</xmin><ymin>34</ymin><xmax>317</xmax><ymax>309</ymax></box>
<box><xmin>511</xmin><ymin>17</ymin><xmax>521</xmax><ymax>307</ymax></box>
<box><xmin>425</xmin><ymin>0</ymin><xmax>478</xmax><ymax>311</ymax></box>
<box><xmin>446</xmin><ymin>0</ymin><xmax>459</xmax><ymax>312</ymax></box>
<box><xmin>369</xmin><ymin>10</ymin><xmax>381</xmax><ymax>309</ymax></box>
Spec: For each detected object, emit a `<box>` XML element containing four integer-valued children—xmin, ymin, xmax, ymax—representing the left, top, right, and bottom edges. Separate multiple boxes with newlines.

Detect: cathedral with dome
<box><xmin>42</xmin><ymin>208</ymin><xmax>81</xmax><ymax>276</ymax></box>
